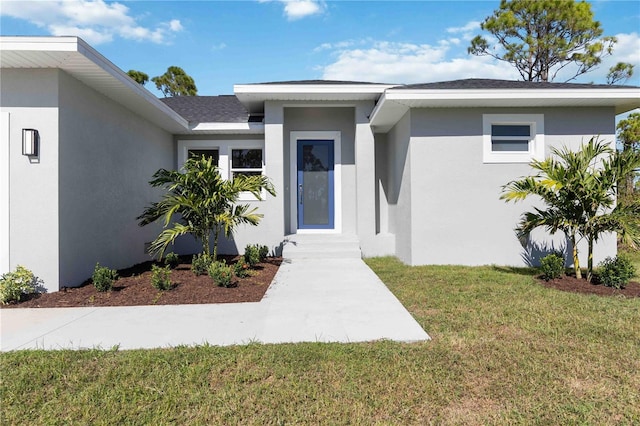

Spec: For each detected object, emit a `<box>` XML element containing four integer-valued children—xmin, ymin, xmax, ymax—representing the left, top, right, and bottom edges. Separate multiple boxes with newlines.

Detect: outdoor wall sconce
<box><xmin>22</xmin><ymin>129</ymin><xmax>39</xmax><ymax>156</ymax></box>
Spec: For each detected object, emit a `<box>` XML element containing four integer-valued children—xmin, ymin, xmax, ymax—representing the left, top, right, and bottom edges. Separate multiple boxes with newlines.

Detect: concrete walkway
<box><xmin>1</xmin><ymin>238</ymin><xmax>430</xmax><ymax>351</ymax></box>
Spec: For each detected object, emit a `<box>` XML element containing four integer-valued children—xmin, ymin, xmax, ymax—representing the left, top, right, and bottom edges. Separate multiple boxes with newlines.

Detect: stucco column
<box><xmin>355</xmin><ymin>101</ymin><xmax>376</xmax><ymax>253</ymax></box>
<box><xmin>264</xmin><ymin>101</ymin><xmax>286</xmax><ymax>251</ymax></box>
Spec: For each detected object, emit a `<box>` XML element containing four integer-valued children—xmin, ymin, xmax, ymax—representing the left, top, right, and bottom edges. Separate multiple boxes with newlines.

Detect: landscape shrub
<box><xmin>191</xmin><ymin>254</ymin><xmax>212</xmax><ymax>276</ymax></box>
<box><xmin>244</xmin><ymin>244</ymin><xmax>261</xmax><ymax>268</ymax></box>
<box><xmin>0</xmin><ymin>265</ymin><xmax>36</xmax><ymax>304</ymax></box>
<box><xmin>234</xmin><ymin>261</ymin><xmax>250</xmax><ymax>278</ymax></box>
<box><xmin>208</xmin><ymin>261</ymin><xmax>234</xmax><ymax>288</ymax></box>
<box><xmin>258</xmin><ymin>245</ymin><xmax>269</xmax><ymax>262</ymax></box>
<box><xmin>540</xmin><ymin>253</ymin><xmax>565</xmax><ymax>281</ymax></box>
<box><xmin>164</xmin><ymin>252</ymin><xmax>180</xmax><ymax>269</ymax></box>
<box><xmin>597</xmin><ymin>255</ymin><xmax>636</xmax><ymax>289</ymax></box>
<box><xmin>151</xmin><ymin>264</ymin><xmax>172</xmax><ymax>291</ymax></box>
<box><xmin>92</xmin><ymin>263</ymin><xmax>118</xmax><ymax>292</ymax></box>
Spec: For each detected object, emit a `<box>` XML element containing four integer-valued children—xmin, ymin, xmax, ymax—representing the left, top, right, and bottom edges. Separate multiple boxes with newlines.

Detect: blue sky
<box><xmin>1</xmin><ymin>0</ymin><xmax>639</xmax><ymax>97</ymax></box>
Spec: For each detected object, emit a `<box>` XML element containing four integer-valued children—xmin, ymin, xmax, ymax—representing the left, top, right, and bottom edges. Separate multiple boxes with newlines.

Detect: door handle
<box><xmin>299</xmin><ymin>184</ymin><xmax>303</xmax><ymax>204</ymax></box>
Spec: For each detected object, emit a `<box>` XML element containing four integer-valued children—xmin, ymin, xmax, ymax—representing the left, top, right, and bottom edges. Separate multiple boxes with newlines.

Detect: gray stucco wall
<box><xmin>1</xmin><ymin>69</ymin><xmax>61</xmax><ymax>292</ymax></box>
<box><xmin>57</xmin><ymin>71</ymin><xmax>175</xmax><ymax>287</ymax></box>
<box><xmin>403</xmin><ymin>106</ymin><xmax>617</xmax><ymax>266</ymax></box>
<box><xmin>383</xmin><ymin>111</ymin><xmax>412</xmax><ymax>263</ymax></box>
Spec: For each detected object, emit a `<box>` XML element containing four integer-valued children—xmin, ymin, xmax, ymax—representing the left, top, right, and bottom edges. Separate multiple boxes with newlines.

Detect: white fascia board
<box><xmin>383</xmin><ymin>87</ymin><xmax>640</xmax><ymax>102</ymax></box>
<box><xmin>234</xmin><ymin>84</ymin><xmax>394</xmax><ymax>95</ymax></box>
<box><xmin>188</xmin><ymin>122</ymin><xmax>265</xmax><ymax>134</ymax></box>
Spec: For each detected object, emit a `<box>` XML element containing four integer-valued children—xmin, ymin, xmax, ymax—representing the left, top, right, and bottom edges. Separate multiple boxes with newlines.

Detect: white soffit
<box><xmin>370</xmin><ymin>88</ymin><xmax>640</xmax><ymax>132</ymax></box>
<box><xmin>0</xmin><ymin>36</ymin><xmax>189</xmax><ymax>133</ymax></box>
<box><xmin>186</xmin><ymin>122</ymin><xmax>265</xmax><ymax>134</ymax></box>
<box><xmin>234</xmin><ymin>83</ymin><xmax>395</xmax><ymax>113</ymax></box>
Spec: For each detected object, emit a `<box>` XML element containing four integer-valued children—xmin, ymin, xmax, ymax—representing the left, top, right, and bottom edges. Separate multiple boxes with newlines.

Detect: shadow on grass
<box><xmin>490</xmin><ymin>265</ymin><xmax>539</xmax><ymax>277</ymax></box>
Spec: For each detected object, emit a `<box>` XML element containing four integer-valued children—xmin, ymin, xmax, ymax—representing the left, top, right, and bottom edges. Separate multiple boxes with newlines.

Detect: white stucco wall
<box><xmin>405</xmin><ymin>106</ymin><xmax>617</xmax><ymax>267</ymax></box>
<box><xmin>1</xmin><ymin>69</ymin><xmax>61</xmax><ymax>292</ymax></box>
<box><xmin>57</xmin><ymin>71</ymin><xmax>175</xmax><ymax>287</ymax></box>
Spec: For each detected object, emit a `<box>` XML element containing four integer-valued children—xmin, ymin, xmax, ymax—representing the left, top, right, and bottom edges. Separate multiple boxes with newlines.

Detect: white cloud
<box><xmin>260</xmin><ymin>0</ymin><xmax>325</xmax><ymax>20</ymax></box>
<box><xmin>446</xmin><ymin>21</ymin><xmax>481</xmax><ymax>34</ymax></box>
<box><xmin>318</xmin><ymin>28</ymin><xmax>640</xmax><ymax>86</ymax></box>
<box><xmin>0</xmin><ymin>0</ymin><xmax>183</xmax><ymax>45</ymax></box>
<box><xmin>319</xmin><ymin>40</ymin><xmax>518</xmax><ymax>84</ymax></box>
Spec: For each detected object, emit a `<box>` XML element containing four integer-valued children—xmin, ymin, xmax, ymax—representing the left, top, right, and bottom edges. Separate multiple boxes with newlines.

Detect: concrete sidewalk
<box><xmin>1</xmin><ymin>256</ymin><xmax>430</xmax><ymax>351</ymax></box>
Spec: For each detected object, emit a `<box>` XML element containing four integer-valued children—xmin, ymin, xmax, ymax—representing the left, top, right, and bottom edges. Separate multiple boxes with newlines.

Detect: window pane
<box><xmin>188</xmin><ymin>149</ymin><xmax>219</xmax><ymax>165</ymax></box>
<box><xmin>491</xmin><ymin>140</ymin><xmax>529</xmax><ymax>152</ymax></box>
<box><xmin>232</xmin><ymin>149</ymin><xmax>262</xmax><ymax>169</ymax></box>
<box><xmin>492</xmin><ymin>125</ymin><xmax>530</xmax><ymax>137</ymax></box>
<box><xmin>232</xmin><ymin>171</ymin><xmax>262</xmax><ymax>178</ymax></box>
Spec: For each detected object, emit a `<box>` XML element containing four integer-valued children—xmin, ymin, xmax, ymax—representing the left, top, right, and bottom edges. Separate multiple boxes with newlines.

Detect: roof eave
<box><xmin>0</xmin><ymin>36</ymin><xmax>189</xmax><ymax>133</ymax></box>
<box><xmin>186</xmin><ymin>122</ymin><xmax>265</xmax><ymax>134</ymax></box>
<box><xmin>370</xmin><ymin>88</ymin><xmax>640</xmax><ymax>132</ymax></box>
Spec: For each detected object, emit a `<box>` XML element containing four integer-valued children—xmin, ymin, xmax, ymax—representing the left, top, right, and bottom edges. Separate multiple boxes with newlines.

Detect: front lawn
<box><xmin>1</xmin><ymin>257</ymin><xmax>639</xmax><ymax>424</ymax></box>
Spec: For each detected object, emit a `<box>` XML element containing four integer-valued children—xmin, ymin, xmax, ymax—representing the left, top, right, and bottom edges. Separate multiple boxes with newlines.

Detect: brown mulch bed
<box><xmin>2</xmin><ymin>255</ymin><xmax>281</xmax><ymax>308</ymax></box>
<box><xmin>538</xmin><ymin>274</ymin><xmax>640</xmax><ymax>298</ymax></box>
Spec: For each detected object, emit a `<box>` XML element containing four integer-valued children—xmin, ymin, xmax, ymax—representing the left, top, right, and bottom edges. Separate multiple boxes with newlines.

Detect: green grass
<box><xmin>2</xmin><ymin>257</ymin><xmax>639</xmax><ymax>424</ymax></box>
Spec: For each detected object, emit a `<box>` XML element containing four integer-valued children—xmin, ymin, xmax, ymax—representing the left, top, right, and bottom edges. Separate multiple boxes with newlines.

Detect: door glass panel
<box><xmin>301</xmin><ymin>143</ymin><xmax>330</xmax><ymax>226</ymax></box>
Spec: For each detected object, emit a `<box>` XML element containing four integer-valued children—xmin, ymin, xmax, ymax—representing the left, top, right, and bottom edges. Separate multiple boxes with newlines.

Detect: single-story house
<box><xmin>2</xmin><ymin>36</ymin><xmax>639</xmax><ymax>293</ymax></box>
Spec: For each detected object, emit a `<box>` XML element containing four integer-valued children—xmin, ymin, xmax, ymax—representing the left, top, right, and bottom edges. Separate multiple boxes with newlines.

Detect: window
<box><xmin>188</xmin><ymin>149</ymin><xmax>219</xmax><ymax>165</ymax></box>
<box><xmin>231</xmin><ymin>149</ymin><xmax>263</xmax><ymax>178</ymax></box>
<box><xmin>483</xmin><ymin>114</ymin><xmax>544</xmax><ymax>163</ymax></box>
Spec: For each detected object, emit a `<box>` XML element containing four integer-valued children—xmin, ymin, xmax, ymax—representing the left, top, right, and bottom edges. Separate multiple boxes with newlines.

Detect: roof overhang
<box><xmin>0</xmin><ymin>36</ymin><xmax>189</xmax><ymax>133</ymax></box>
<box><xmin>185</xmin><ymin>122</ymin><xmax>265</xmax><ymax>134</ymax></box>
<box><xmin>370</xmin><ymin>88</ymin><xmax>640</xmax><ymax>132</ymax></box>
<box><xmin>234</xmin><ymin>83</ymin><xmax>395</xmax><ymax>113</ymax></box>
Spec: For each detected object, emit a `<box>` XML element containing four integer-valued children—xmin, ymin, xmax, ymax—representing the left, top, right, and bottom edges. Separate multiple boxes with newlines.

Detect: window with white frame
<box><xmin>231</xmin><ymin>148</ymin><xmax>263</xmax><ymax>178</ymax></box>
<box><xmin>187</xmin><ymin>149</ymin><xmax>219</xmax><ymax>165</ymax></box>
<box><xmin>483</xmin><ymin>114</ymin><xmax>544</xmax><ymax>163</ymax></box>
<box><xmin>178</xmin><ymin>140</ymin><xmax>266</xmax><ymax>201</ymax></box>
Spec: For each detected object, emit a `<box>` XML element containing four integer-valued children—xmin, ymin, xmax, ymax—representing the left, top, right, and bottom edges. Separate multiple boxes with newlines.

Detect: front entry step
<box><xmin>282</xmin><ymin>234</ymin><xmax>362</xmax><ymax>260</ymax></box>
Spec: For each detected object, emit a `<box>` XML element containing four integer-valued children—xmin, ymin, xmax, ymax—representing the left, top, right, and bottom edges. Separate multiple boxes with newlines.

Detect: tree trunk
<box><xmin>213</xmin><ymin>227</ymin><xmax>219</xmax><ymax>261</ymax></box>
<box><xmin>587</xmin><ymin>237</ymin><xmax>594</xmax><ymax>283</ymax></box>
<box><xmin>571</xmin><ymin>234</ymin><xmax>582</xmax><ymax>279</ymax></box>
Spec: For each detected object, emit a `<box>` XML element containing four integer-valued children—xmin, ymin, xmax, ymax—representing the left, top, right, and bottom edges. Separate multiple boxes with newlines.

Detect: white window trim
<box><xmin>177</xmin><ymin>139</ymin><xmax>266</xmax><ymax>201</ymax></box>
<box><xmin>483</xmin><ymin>114</ymin><xmax>544</xmax><ymax>163</ymax></box>
<box><xmin>290</xmin><ymin>131</ymin><xmax>342</xmax><ymax>234</ymax></box>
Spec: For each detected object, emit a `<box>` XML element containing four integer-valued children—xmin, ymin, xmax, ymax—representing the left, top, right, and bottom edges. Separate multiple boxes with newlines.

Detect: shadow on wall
<box><xmin>520</xmin><ymin>236</ymin><xmax>569</xmax><ymax>268</ymax></box>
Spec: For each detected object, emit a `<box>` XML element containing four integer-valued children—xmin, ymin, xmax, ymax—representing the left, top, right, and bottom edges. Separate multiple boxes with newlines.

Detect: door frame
<box><xmin>290</xmin><ymin>131</ymin><xmax>341</xmax><ymax>234</ymax></box>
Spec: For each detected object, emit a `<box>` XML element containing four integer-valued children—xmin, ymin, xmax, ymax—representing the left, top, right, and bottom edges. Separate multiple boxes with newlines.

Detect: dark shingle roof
<box><xmin>160</xmin><ymin>95</ymin><xmax>249</xmax><ymax>123</ymax></box>
<box><xmin>396</xmin><ymin>78</ymin><xmax>632</xmax><ymax>90</ymax></box>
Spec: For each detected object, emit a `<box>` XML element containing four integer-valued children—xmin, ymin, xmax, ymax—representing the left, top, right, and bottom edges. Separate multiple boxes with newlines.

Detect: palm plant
<box><xmin>502</xmin><ymin>138</ymin><xmax>640</xmax><ymax>282</ymax></box>
<box><xmin>138</xmin><ymin>157</ymin><xmax>275</xmax><ymax>260</ymax></box>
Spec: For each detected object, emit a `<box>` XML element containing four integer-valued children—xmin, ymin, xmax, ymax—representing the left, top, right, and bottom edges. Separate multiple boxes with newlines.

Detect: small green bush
<box><xmin>151</xmin><ymin>264</ymin><xmax>172</xmax><ymax>291</ymax></box>
<box><xmin>258</xmin><ymin>245</ymin><xmax>269</xmax><ymax>262</ymax></box>
<box><xmin>92</xmin><ymin>263</ymin><xmax>118</xmax><ymax>292</ymax></box>
<box><xmin>234</xmin><ymin>261</ymin><xmax>250</xmax><ymax>278</ymax></box>
<box><xmin>598</xmin><ymin>255</ymin><xmax>636</xmax><ymax>289</ymax></box>
<box><xmin>0</xmin><ymin>265</ymin><xmax>37</xmax><ymax>304</ymax></box>
<box><xmin>244</xmin><ymin>244</ymin><xmax>261</xmax><ymax>268</ymax></box>
<box><xmin>540</xmin><ymin>253</ymin><xmax>565</xmax><ymax>281</ymax></box>
<box><xmin>208</xmin><ymin>261</ymin><xmax>234</xmax><ymax>288</ymax></box>
<box><xmin>191</xmin><ymin>254</ymin><xmax>212</xmax><ymax>276</ymax></box>
<box><xmin>164</xmin><ymin>252</ymin><xmax>180</xmax><ymax>269</ymax></box>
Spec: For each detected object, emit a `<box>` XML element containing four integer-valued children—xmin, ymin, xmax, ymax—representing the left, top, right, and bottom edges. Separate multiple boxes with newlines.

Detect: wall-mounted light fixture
<box><xmin>22</xmin><ymin>129</ymin><xmax>39</xmax><ymax>156</ymax></box>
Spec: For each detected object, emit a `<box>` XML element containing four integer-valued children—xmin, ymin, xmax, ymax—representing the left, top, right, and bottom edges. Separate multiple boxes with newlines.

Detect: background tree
<box><xmin>607</xmin><ymin>63</ymin><xmax>634</xmax><ymax>85</ymax></box>
<box><xmin>138</xmin><ymin>157</ymin><xmax>275</xmax><ymax>260</ymax></box>
<box><xmin>151</xmin><ymin>66</ymin><xmax>198</xmax><ymax>97</ymax></box>
<box><xmin>502</xmin><ymin>138</ymin><xmax>640</xmax><ymax>282</ymax></box>
<box><xmin>469</xmin><ymin>0</ymin><xmax>633</xmax><ymax>83</ymax></box>
<box><xmin>616</xmin><ymin>112</ymin><xmax>640</xmax><ymax>202</ymax></box>
<box><xmin>127</xmin><ymin>70</ymin><xmax>149</xmax><ymax>85</ymax></box>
